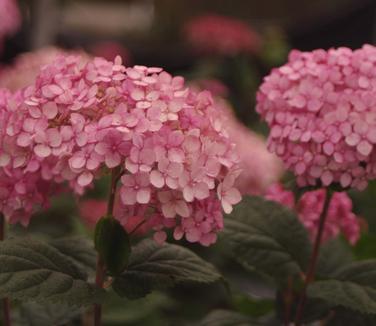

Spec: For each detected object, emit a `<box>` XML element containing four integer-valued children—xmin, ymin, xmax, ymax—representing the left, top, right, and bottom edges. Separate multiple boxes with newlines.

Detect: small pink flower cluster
<box><xmin>184</xmin><ymin>14</ymin><xmax>261</xmax><ymax>56</ymax></box>
<box><xmin>0</xmin><ymin>47</ymin><xmax>89</xmax><ymax>91</ymax></box>
<box><xmin>257</xmin><ymin>45</ymin><xmax>376</xmax><ymax>190</ymax></box>
<box><xmin>0</xmin><ymin>0</ymin><xmax>20</xmax><ymax>52</ymax></box>
<box><xmin>0</xmin><ymin>55</ymin><xmax>241</xmax><ymax>246</ymax></box>
<box><xmin>265</xmin><ymin>184</ymin><xmax>361</xmax><ymax>244</ymax></box>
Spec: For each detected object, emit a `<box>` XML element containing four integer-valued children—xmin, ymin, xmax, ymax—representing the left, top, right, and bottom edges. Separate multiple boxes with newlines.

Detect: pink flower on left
<box><xmin>0</xmin><ymin>54</ymin><xmax>242</xmax><ymax>246</ymax></box>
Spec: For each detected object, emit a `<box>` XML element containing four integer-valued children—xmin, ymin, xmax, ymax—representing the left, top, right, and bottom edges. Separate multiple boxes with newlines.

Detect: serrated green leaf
<box><xmin>112</xmin><ymin>239</ymin><xmax>221</xmax><ymax>299</ymax></box>
<box><xmin>199</xmin><ymin>309</ymin><xmax>262</xmax><ymax>326</ymax></box>
<box><xmin>316</xmin><ymin>238</ymin><xmax>353</xmax><ymax>278</ymax></box>
<box><xmin>308</xmin><ymin>280</ymin><xmax>376</xmax><ymax>314</ymax></box>
<box><xmin>50</xmin><ymin>236</ymin><xmax>96</xmax><ymax>273</ymax></box>
<box><xmin>222</xmin><ymin>196</ymin><xmax>311</xmax><ymax>282</ymax></box>
<box><xmin>308</xmin><ymin>260</ymin><xmax>376</xmax><ymax>314</ymax></box>
<box><xmin>14</xmin><ymin>302</ymin><xmax>82</xmax><ymax>326</ymax></box>
<box><xmin>94</xmin><ymin>216</ymin><xmax>131</xmax><ymax>275</ymax></box>
<box><xmin>0</xmin><ymin>238</ymin><xmax>104</xmax><ymax>306</ymax></box>
<box><xmin>327</xmin><ymin>307</ymin><xmax>376</xmax><ymax>326</ymax></box>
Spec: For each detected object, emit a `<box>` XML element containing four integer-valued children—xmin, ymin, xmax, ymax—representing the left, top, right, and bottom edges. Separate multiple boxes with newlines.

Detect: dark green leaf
<box><xmin>222</xmin><ymin>196</ymin><xmax>311</xmax><ymax>282</ymax></box>
<box><xmin>94</xmin><ymin>216</ymin><xmax>131</xmax><ymax>275</ymax></box>
<box><xmin>14</xmin><ymin>302</ymin><xmax>82</xmax><ymax>326</ymax></box>
<box><xmin>308</xmin><ymin>260</ymin><xmax>376</xmax><ymax>314</ymax></box>
<box><xmin>199</xmin><ymin>310</ymin><xmax>262</xmax><ymax>326</ymax></box>
<box><xmin>112</xmin><ymin>239</ymin><xmax>221</xmax><ymax>299</ymax></box>
<box><xmin>316</xmin><ymin>238</ymin><xmax>353</xmax><ymax>278</ymax></box>
<box><xmin>327</xmin><ymin>307</ymin><xmax>376</xmax><ymax>326</ymax></box>
<box><xmin>0</xmin><ymin>238</ymin><xmax>104</xmax><ymax>306</ymax></box>
<box><xmin>50</xmin><ymin>236</ymin><xmax>96</xmax><ymax>273</ymax></box>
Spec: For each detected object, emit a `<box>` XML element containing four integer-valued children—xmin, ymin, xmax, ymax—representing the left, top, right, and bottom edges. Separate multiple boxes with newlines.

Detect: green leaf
<box><xmin>308</xmin><ymin>260</ymin><xmax>376</xmax><ymax>314</ymax></box>
<box><xmin>316</xmin><ymin>238</ymin><xmax>353</xmax><ymax>277</ymax></box>
<box><xmin>14</xmin><ymin>302</ymin><xmax>82</xmax><ymax>326</ymax></box>
<box><xmin>50</xmin><ymin>236</ymin><xmax>96</xmax><ymax>273</ymax></box>
<box><xmin>112</xmin><ymin>239</ymin><xmax>221</xmax><ymax>299</ymax></box>
<box><xmin>199</xmin><ymin>310</ymin><xmax>262</xmax><ymax>326</ymax></box>
<box><xmin>0</xmin><ymin>238</ymin><xmax>104</xmax><ymax>306</ymax></box>
<box><xmin>222</xmin><ymin>196</ymin><xmax>311</xmax><ymax>282</ymax></box>
<box><xmin>94</xmin><ymin>216</ymin><xmax>131</xmax><ymax>276</ymax></box>
<box><xmin>327</xmin><ymin>307</ymin><xmax>376</xmax><ymax>326</ymax></box>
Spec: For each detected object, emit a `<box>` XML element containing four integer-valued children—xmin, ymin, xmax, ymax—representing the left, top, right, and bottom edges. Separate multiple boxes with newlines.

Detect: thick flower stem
<box><xmin>294</xmin><ymin>190</ymin><xmax>332</xmax><ymax>326</ymax></box>
<box><xmin>94</xmin><ymin>169</ymin><xmax>119</xmax><ymax>326</ymax></box>
<box><xmin>0</xmin><ymin>214</ymin><xmax>11</xmax><ymax>326</ymax></box>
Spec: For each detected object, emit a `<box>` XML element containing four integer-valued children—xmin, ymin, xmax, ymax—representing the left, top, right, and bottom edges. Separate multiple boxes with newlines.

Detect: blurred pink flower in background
<box><xmin>90</xmin><ymin>41</ymin><xmax>131</xmax><ymax>66</ymax></box>
<box><xmin>0</xmin><ymin>0</ymin><xmax>20</xmax><ymax>53</ymax></box>
<box><xmin>184</xmin><ymin>14</ymin><xmax>261</xmax><ymax>56</ymax></box>
<box><xmin>265</xmin><ymin>183</ymin><xmax>361</xmax><ymax>245</ymax></box>
<box><xmin>0</xmin><ymin>47</ymin><xmax>89</xmax><ymax>91</ymax></box>
<box><xmin>214</xmin><ymin>98</ymin><xmax>284</xmax><ymax>195</ymax></box>
<box><xmin>79</xmin><ymin>198</ymin><xmax>150</xmax><ymax>236</ymax></box>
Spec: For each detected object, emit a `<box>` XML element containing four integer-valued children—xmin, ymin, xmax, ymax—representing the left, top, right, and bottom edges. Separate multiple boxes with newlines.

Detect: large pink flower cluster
<box><xmin>184</xmin><ymin>14</ymin><xmax>261</xmax><ymax>56</ymax></box>
<box><xmin>257</xmin><ymin>45</ymin><xmax>376</xmax><ymax>190</ymax></box>
<box><xmin>0</xmin><ymin>89</ymin><xmax>55</xmax><ymax>225</ymax></box>
<box><xmin>265</xmin><ymin>184</ymin><xmax>361</xmax><ymax>244</ymax></box>
<box><xmin>0</xmin><ymin>55</ymin><xmax>241</xmax><ymax>246</ymax></box>
<box><xmin>0</xmin><ymin>47</ymin><xmax>88</xmax><ymax>91</ymax></box>
<box><xmin>0</xmin><ymin>0</ymin><xmax>20</xmax><ymax>52</ymax></box>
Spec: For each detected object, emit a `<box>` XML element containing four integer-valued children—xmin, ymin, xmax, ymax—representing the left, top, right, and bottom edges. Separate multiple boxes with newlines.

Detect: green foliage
<box><xmin>308</xmin><ymin>260</ymin><xmax>376</xmax><ymax>314</ymax></box>
<box><xmin>353</xmin><ymin>234</ymin><xmax>376</xmax><ymax>260</ymax></box>
<box><xmin>316</xmin><ymin>238</ymin><xmax>353</xmax><ymax>277</ymax></box>
<box><xmin>103</xmin><ymin>291</ymin><xmax>174</xmax><ymax>326</ymax></box>
<box><xmin>232</xmin><ymin>294</ymin><xmax>274</xmax><ymax>318</ymax></box>
<box><xmin>222</xmin><ymin>196</ymin><xmax>312</xmax><ymax>283</ymax></box>
<box><xmin>94</xmin><ymin>216</ymin><xmax>131</xmax><ymax>276</ymax></box>
<box><xmin>199</xmin><ymin>309</ymin><xmax>262</xmax><ymax>326</ymax></box>
<box><xmin>112</xmin><ymin>239</ymin><xmax>221</xmax><ymax>299</ymax></box>
<box><xmin>50</xmin><ymin>236</ymin><xmax>96</xmax><ymax>273</ymax></box>
<box><xmin>14</xmin><ymin>302</ymin><xmax>82</xmax><ymax>326</ymax></box>
<box><xmin>0</xmin><ymin>238</ymin><xmax>103</xmax><ymax>306</ymax></box>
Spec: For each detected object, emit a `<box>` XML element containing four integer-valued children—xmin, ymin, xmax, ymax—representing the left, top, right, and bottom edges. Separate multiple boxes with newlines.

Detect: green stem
<box><xmin>0</xmin><ymin>214</ymin><xmax>11</xmax><ymax>326</ymax></box>
<box><xmin>94</xmin><ymin>169</ymin><xmax>119</xmax><ymax>326</ymax></box>
<box><xmin>294</xmin><ymin>190</ymin><xmax>332</xmax><ymax>326</ymax></box>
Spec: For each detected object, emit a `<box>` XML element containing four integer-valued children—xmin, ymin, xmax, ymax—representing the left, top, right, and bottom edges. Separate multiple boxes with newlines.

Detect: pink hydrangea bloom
<box><xmin>1</xmin><ymin>55</ymin><xmax>241</xmax><ymax>246</ymax></box>
<box><xmin>184</xmin><ymin>14</ymin><xmax>261</xmax><ymax>56</ymax></box>
<box><xmin>257</xmin><ymin>45</ymin><xmax>376</xmax><ymax>190</ymax></box>
<box><xmin>0</xmin><ymin>0</ymin><xmax>20</xmax><ymax>53</ymax></box>
<box><xmin>0</xmin><ymin>47</ymin><xmax>89</xmax><ymax>91</ymax></box>
<box><xmin>264</xmin><ymin>184</ymin><xmax>361</xmax><ymax>245</ymax></box>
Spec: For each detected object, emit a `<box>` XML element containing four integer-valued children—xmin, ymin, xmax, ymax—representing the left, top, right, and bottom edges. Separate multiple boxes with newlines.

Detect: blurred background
<box><xmin>3</xmin><ymin>0</ymin><xmax>376</xmax><ymax>325</ymax></box>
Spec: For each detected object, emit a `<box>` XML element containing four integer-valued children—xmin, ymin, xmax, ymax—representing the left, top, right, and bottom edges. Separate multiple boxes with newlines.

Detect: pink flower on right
<box><xmin>257</xmin><ymin>45</ymin><xmax>376</xmax><ymax>190</ymax></box>
<box><xmin>265</xmin><ymin>184</ymin><xmax>361</xmax><ymax>245</ymax></box>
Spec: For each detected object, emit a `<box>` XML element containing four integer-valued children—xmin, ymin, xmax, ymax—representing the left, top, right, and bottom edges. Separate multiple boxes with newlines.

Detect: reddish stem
<box><xmin>294</xmin><ymin>190</ymin><xmax>332</xmax><ymax>326</ymax></box>
<box><xmin>0</xmin><ymin>214</ymin><xmax>11</xmax><ymax>326</ymax></box>
<box><xmin>283</xmin><ymin>276</ymin><xmax>293</xmax><ymax>326</ymax></box>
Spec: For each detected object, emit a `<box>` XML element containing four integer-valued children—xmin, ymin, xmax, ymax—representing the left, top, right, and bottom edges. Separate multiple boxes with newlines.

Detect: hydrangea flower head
<box><xmin>265</xmin><ymin>183</ymin><xmax>361</xmax><ymax>244</ymax></box>
<box><xmin>184</xmin><ymin>14</ymin><xmax>261</xmax><ymax>56</ymax></box>
<box><xmin>257</xmin><ymin>45</ymin><xmax>376</xmax><ymax>190</ymax></box>
<box><xmin>1</xmin><ymin>54</ymin><xmax>241</xmax><ymax>246</ymax></box>
<box><xmin>0</xmin><ymin>47</ymin><xmax>89</xmax><ymax>91</ymax></box>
